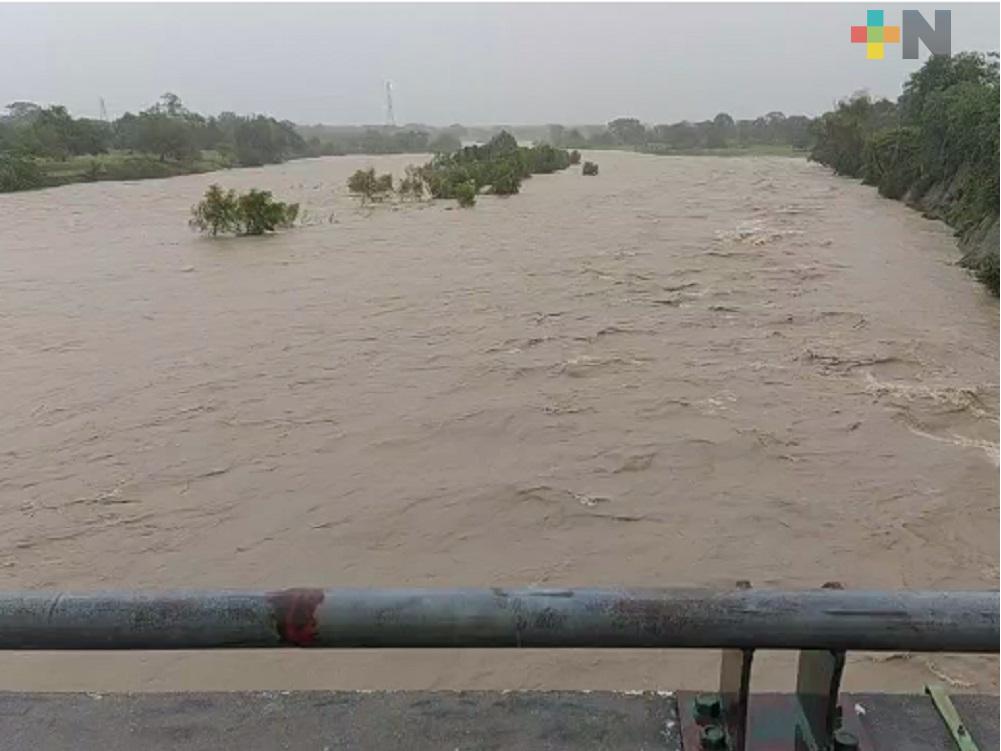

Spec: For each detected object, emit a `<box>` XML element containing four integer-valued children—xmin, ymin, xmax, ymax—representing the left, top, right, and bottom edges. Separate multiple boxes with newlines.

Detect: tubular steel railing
<box><xmin>0</xmin><ymin>587</ymin><xmax>996</xmax><ymax>651</ymax></box>
<box><xmin>0</xmin><ymin>587</ymin><xmax>997</xmax><ymax>751</ymax></box>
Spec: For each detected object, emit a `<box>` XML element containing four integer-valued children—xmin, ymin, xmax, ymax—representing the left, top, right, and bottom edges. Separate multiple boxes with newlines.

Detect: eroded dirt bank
<box><xmin>1</xmin><ymin>151</ymin><xmax>997</xmax><ymax>692</ymax></box>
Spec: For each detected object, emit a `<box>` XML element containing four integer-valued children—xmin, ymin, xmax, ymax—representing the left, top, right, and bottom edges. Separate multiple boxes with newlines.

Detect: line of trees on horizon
<box><xmin>1</xmin><ymin>93</ymin><xmax>815</xmax><ymax>169</ymax></box>
<box><xmin>1</xmin><ymin>93</ymin><xmax>820</xmax><ymax>193</ymax></box>
<box><xmin>543</xmin><ymin>113</ymin><xmax>814</xmax><ymax>152</ymax></box>
<box><xmin>0</xmin><ymin>93</ymin><xmax>306</xmax><ymax>166</ymax></box>
<box><xmin>0</xmin><ymin>93</ymin><xmax>315</xmax><ymax>191</ymax></box>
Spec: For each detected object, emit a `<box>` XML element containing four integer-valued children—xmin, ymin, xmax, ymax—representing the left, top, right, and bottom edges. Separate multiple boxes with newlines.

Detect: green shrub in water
<box><xmin>454</xmin><ymin>179</ymin><xmax>477</xmax><ymax>208</ymax></box>
<box><xmin>190</xmin><ymin>184</ymin><xmax>298</xmax><ymax>236</ymax></box>
<box><xmin>419</xmin><ymin>131</ymin><xmax>571</xmax><ymax>205</ymax></box>
<box><xmin>490</xmin><ymin>167</ymin><xmax>521</xmax><ymax>195</ymax></box>
<box><xmin>237</xmin><ymin>189</ymin><xmax>299</xmax><ymax>235</ymax></box>
<box><xmin>189</xmin><ymin>184</ymin><xmax>240</xmax><ymax>235</ymax></box>
<box><xmin>397</xmin><ymin>165</ymin><xmax>426</xmax><ymax>201</ymax></box>
<box><xmin>347</xmin><ymin>167</ymin><xmax>394</xmax><ymax>203</ymax></box>
<box><xmin>582</xmin><ymin>161</ymin><xmax>599</xmax><ymax>176</ymax></box>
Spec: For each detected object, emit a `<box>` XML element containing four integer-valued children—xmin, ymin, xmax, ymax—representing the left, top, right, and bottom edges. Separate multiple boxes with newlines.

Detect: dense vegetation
<box><xmin>0</xmin><ymin>100</ymin><xmax>481</xmax><ymax>193</ymax></box>
<box><xmin>810</xmin><ymin>53</ymin><xmax>1000</xmax><ymax>293</ymax></box>
<box><xmin>342</xmin><ymin>132</ymin><xmax>574</xmax><ymax>209</ymax></box>
<box><xmin>452</xmin><ymin>179</ymin><xmax>478</xmax><ymax>208</ymax></box>
<box><xmin>347</xmin><ymin>168</ymin><xmax>395</xmax><ymax>203</ymax></box>
<box><xmin>190</xmin><ymin>184</ymin><xmax>299</xmax><ymax>236</ymax></box>
<box><xmin>397</xmin><ymin>165</ymin><xmax>426</xmax><ymax>201</ymax></box>
<box><xmin>299</xmin><ymin>126</ymin><xmax>462</xmax><ymax>157</ymax></box>
<box><xmin>419</xmin><ymin>131</ymin><xmax>572</xmax><ymax>202</ymax></box>
<box><xmin>0</xmin><ymin>151</ymin><xmax>44</xmax><ymax>192</ymax></box>
<box><xmin>0</xmin><ymin>94</ymin><xmax>307</xmax><ymax>191</ymax></box>
<box><xmin>305</xmin><ymin>116</ymin><xmax>813</xmax><ymax>156</ymax></box>
<box><xmin>545</xmin><ymin>113</ymin><xmax>813</xmax><ymax>154</ymax></box>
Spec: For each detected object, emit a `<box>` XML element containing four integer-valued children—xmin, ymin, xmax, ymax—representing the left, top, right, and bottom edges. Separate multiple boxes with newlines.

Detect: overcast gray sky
<box><xmin>1</xmin><ymin>3</ymin><xmax>997</xmax><ymax>125</ymax></box>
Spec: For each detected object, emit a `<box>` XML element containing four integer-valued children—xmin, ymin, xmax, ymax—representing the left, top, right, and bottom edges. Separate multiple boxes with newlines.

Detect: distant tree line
<box><xmin>0</xmin><ymin>93</ymin><xmax>308</xmax><ymax>191</ymax></box>
<box><xmin>0</xmin><ymin>97</ymin><xmax>480</xmax><ymax>193</ymax></box>
<box><xmin>810</xmin><ymin>52</ymin><xmax>999</xmax><ymax>293</ymax></box>
<box><xmin>1</xmin><ymin>93</ymin><xmax>821</xmax><ymax>195</ymax></box>
<box><xmin>1</xmin><ymin>93</ymin><xmax>307</xmax><ymax>165</ymax></box>
<box><xmin>299</xmin><ymin>126</ymin><xmax>461</xmax><ymax>156</ymax></box>
<box><xmin>544</xmin><ymin>112</ymin><xmax>814</xmax><ymax>152</ymax></box>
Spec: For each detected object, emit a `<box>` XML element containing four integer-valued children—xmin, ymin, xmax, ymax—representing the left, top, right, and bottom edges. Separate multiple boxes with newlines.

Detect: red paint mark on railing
<box><xmin>267</xmin><ymin>588</ymin><xmax>325</xmax><ymax>646</ymax></box>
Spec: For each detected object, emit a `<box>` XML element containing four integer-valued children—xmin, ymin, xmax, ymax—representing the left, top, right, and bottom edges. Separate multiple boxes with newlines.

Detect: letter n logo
<box><xmin>902</xmin><ymin>10</ymin><xmax>952</xmax><ymax>58</ymax></box>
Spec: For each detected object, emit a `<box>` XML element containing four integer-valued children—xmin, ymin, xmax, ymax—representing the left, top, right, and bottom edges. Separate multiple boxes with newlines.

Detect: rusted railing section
<box><xmin>0</xmin><ymin>588</ymin><xmax>996</xmax><ymax>652</ymax></box>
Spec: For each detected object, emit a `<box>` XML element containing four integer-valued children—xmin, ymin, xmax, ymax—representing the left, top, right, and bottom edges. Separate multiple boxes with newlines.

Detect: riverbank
<box><xmin>809</xmin><ymin>53</ymin><xmax>999</xmax><ymax>294</ymax></box>
<box><xmin>37</xmin><ymin>150</ymin><xmax>235</xmax><ymax>188</ymax></box>
<box><xmin>0</xmin><ymin>149</ymin><xmax>238</xmax><ymax>193</ymax></box>
<box><xmin>907</xmin><ymin>171</ymin><xmax>999</xmax><ymax>293</ymax></box>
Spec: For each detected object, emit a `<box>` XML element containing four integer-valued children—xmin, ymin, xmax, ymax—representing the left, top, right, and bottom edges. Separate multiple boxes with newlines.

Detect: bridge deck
<box><xmin>1</xmin><ymin>690</ymin><xmax>997</xmax><ymax>750</ymax></box>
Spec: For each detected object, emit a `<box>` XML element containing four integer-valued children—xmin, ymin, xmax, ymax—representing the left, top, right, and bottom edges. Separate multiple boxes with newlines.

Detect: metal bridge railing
<box><xmin>0</xmin><ymin>587</ymin><xmax>995</xmax><ymax>651</ymax></box>
<box><xmin>1</xmin><ymin>586</ymin><xmax>997</xmax><ymax>751</ymax></box>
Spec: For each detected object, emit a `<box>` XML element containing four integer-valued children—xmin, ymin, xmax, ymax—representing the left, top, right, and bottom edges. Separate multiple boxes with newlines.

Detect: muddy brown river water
<box><xmin>0</xmin><ymin>151</ymin><xmax>997</xmax><ymax>692</ymax></box>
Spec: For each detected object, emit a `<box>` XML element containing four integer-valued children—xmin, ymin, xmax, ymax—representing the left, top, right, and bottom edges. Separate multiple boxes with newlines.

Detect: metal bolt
<box><xmin>694</xmin><ymin>693</ymin><xmax>722</xmax><ymax>720</ymax></box>
<box><xmin>700</xmin><ymin>725</ymin><xmax>727</xmax><ymax>750</ymax></box>
<box><xmin>832</xmin><ymin>729</ymin><xmax>860</xmax><ymax>750</ymax></box>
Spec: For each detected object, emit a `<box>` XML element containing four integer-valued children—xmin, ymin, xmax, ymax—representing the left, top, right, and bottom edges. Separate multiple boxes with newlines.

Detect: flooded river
<box><xmin>1</xmin><ymin>151</ymin><xmax>997</xmax><ymax>692</ymax></box>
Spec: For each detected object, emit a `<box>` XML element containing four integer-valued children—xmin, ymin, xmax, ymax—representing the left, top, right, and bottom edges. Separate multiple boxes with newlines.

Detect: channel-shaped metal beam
<box><xmin>926</xmin><ymin>684</ymin><xmax>981</xmax><ymax>751</ymax></box>
<box><xmin>0</xmin><ymin>588</ymin><xmax>996</xmax><ymax>652</ymax></box>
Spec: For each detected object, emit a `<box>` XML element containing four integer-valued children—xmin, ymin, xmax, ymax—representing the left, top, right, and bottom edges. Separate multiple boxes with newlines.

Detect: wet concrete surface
<box><xmin>1</xmin><ymin>690</ymin><xmax>996</xmax><ymax>750</ymax></box>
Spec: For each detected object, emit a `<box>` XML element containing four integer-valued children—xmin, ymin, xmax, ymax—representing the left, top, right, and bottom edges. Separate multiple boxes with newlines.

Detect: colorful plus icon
<box><xmin>851</xmin><ymin>9</ymin><xmax>901</xmax><ymax>59</ymax></box>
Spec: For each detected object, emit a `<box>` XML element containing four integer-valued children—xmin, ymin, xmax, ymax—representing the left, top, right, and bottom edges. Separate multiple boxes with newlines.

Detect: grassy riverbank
<box><xmin>36</xmin><ymin>150</ymin><xmax>235</xmax><ymax>188</ymax></box>
<box><xmin>0</xmin><ymin>94</ymin><xmax>304</xmax><ymax>193</ymax></box>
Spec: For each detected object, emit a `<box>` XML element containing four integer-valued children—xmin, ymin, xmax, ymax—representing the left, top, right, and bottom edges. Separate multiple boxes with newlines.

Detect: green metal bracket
<box><xmin>925</xmin><ymin>684</ymin><xmax>979</xmax><ymax>751</ymax></box>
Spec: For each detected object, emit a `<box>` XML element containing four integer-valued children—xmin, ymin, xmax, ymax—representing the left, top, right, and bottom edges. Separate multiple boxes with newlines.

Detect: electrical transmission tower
<box><xmin>385</xmin><ymin>81</ymin><xmax>395</xmax><ymax>127</ymax></box>
<box><xmin>99</xmin><ymin>97</ymin><xmax>108</xmax><ymax>121</ymax></box>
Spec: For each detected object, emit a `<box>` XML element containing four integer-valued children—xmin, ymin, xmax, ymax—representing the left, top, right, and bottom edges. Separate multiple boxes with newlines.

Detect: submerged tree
<box><xmin>453</xmin><ymin>179</ymin><xmax>477</xmax><ymax>208</ymax></box>
<box><xmin>347</xmin><ymin>168</ymin><xmax>394</xmax><ymax>203</ymax></box>
<box><xmin>189</xmin><ymin>184</ymin><xmax>240</xmax><ymax>235</ymax></box>
<box><xmin>417</xmin><ymin>131</ymin><xmax>571</xmax><ymax>206</ymax></box>
<box><xmin>237</xmin><ymin>189</ymin><xmax>299</xmax><ymax>235</ymax></box>
<box><xmin>490</xmin><ymin>166</ymin><xmax>520</xmax><ymax>195</ymax></box>
<box><xmin>190</xmin><ymin>184</ymin><xmax>298</xmax><ymax>236</ymax></box>
<box><xmin>397</xmin><ymin>165</ymin><xmax>426</xmax><ymax>201</ymax></box>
